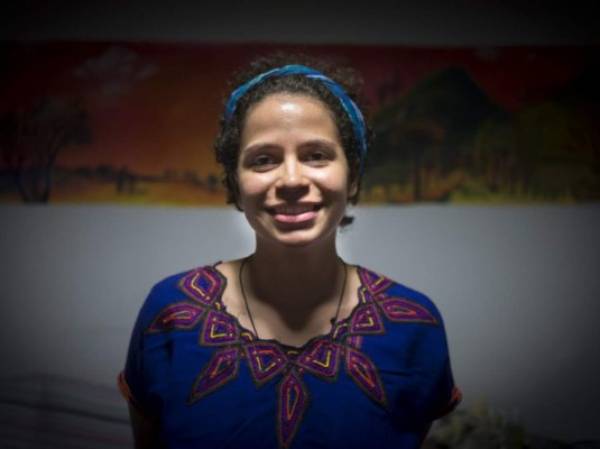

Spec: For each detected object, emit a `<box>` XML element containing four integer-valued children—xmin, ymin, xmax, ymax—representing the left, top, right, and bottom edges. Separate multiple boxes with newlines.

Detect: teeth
<box><xmin>273</xmin><ymin>205</ymin><xmax>316</xmax><ymax>214</ymax></box>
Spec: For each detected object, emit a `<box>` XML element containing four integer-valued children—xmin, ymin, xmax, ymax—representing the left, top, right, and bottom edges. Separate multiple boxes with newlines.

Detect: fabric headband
<box><xmin>224</xmin><ymin>64</ymin><xmax>367</xmax><ymax>173</ymax></box>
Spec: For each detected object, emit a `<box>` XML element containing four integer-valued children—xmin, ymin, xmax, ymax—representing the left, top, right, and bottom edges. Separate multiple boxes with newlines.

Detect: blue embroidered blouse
<box><xmin>119</xmin><ymin>264</ymin><xmax>461</xmax><ymax>449</ymax></box>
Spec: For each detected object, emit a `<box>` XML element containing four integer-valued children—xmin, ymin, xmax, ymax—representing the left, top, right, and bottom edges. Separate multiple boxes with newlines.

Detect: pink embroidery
<box><xmin>346</xmin><ymin>334</ymin><xmax>363</xmax><ymax>349</ymax></box>
<box><xmin>201</xmin><ymin>309</ymin><xmax>240</xmax><ymax>346</ymax></box>
<box><xmin>179</xmin><ymin>267</ymin><xmax>224</xmax><ymax>306</ymax></box>
<box><xmin>277</xmin><ymin>370</ymin><xmax>308</xmax><ymax>449</ymax></box>
<box><xmin>350</xmin><ymin>303</ymin><xmax>385</xmax><ymax>335</ymax></box>
<box><xmin>345</xmin><ymin>347</ymin><xmax>387</xmax><ymax>406</ymax></box>
<box><xmin>331</xmin><ymin>321</ymin><xmax>349</xmax><ymax>340</ymax></box>
<box><xmin>358</xmin><ymin>268</ymin><xmax>393</xmax><ymax>295</ymax></box>
<box><xmin>146</xmin><ymin>301</ymin><xmax>205</xmax><ymax>333</ymax></box>
<box><xmin>377</xmin><ymin>296</ymin><xmax>438</xmax><ymax>325</ymax></box>
<box><xmin>189</xmin><ymin>346</ymin><xmax>240</xmax><ymax>403</ymax></box>
<box><xmin>296</xmin><ymin>339</ymin><xmax>341</xmax><ymax>379</ymax></box>
<box><xmin>245</xmin><ymin>342</ymin><xmax>288</xmax><ymax>386</ymax></box>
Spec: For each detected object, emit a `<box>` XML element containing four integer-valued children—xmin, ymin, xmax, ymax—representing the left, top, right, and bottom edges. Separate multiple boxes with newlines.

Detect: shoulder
<box><xmin>357</xmin><ymin>265</ymin><xmax>445</xmax><ymax>325</ymax></box>
<box><xmin>356</xmin><ymin>267</ymin><xmax>461</xmax><ymax>419</ymax></box>
<box><xmin>135</xmin><ymin>264</ymin><xmax>226</xmax><ymax>329</ymax></box>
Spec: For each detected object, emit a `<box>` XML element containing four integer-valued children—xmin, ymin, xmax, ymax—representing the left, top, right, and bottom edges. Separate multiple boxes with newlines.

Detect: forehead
<box><xmin>244</xmin><ymin>93</ymin><xmax>335</xmax><ymax>123</ymax></box>
<box><xmin>240</xmin><ymin>93</ymin><xmax>340</xmax><ymax>142</ymax></box>
<box><xmin>252</xmin><ymin>90</ymin><xmax>332</xmax><ymax>110</ymax></box>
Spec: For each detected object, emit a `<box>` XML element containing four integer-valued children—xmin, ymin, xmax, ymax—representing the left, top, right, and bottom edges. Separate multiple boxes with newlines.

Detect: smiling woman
<box><xmin>237</xmin><ymin>94</ymin><xmax>353</xmax><ymax>248</ymax></box>
<box><xmin>118</xmin><ymin>54</ymin><xmax>461</xmax><ymax>449</ymax></box>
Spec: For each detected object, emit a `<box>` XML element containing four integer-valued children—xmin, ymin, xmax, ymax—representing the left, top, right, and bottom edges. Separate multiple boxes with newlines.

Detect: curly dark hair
<box><xmin>213</xmin><ymin>53</ymin><xmax>371</xmax><ymax>227</ymax></box>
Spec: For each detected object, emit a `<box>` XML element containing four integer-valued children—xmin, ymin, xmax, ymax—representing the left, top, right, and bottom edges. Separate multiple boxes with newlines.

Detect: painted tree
<box><xmin>0</xmin><ymin>97</ymin><xmax>91</xmax><ymax>202</ymax></box>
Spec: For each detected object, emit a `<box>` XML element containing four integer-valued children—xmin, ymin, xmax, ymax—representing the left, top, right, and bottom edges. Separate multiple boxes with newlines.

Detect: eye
<box><xmin>250</xmin><ymin>154</ymin><xmax>277</xmax><ymax>171</ymax></box>
<box><xmin>305</xmin><ymin>150</ymin><xmax>331</xmax><ymax>166</ymax></box>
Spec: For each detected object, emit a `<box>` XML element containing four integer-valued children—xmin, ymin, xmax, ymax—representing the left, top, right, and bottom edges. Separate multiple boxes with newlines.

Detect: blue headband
<box><xmin>224</xmin><ymin>64</ymin><xmax>367</xmax><ymax>173</ymax></box>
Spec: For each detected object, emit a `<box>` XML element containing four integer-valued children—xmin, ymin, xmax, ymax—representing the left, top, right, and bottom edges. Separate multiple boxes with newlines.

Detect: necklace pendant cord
<box><xmin>238</xmin><ymin>256</ymin><xmax>348</xmax><ymax>340</ymax></box>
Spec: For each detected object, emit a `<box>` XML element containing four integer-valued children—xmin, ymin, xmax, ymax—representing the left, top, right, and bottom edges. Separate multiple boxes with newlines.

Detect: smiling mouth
<box><xmin>267</xmin><ymin>204</ymin><xmax>321</xmax><ymax>224</ymax></box>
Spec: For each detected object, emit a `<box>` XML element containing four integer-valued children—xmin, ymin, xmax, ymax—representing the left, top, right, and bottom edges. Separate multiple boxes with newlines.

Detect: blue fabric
<box><xmin>224</xmin><ymin>64</ymin><xmax>368</xmax><ymax>173</ymax></box>
<box><xmin>121</xmin><ymin>264</ymin><xmax>460</xmax><ymax>449</ymax></box>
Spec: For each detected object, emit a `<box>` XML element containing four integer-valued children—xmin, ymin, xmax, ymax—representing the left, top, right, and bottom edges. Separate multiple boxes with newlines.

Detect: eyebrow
<box><xmin>298</xmin><ymin>139</ymin><xmax>338</xmax><ymax>150</ymax></box>
<box><xmin>242</xmin><ymin>139</ymin><xmax>338</xmax><ymax>154</ymax></box>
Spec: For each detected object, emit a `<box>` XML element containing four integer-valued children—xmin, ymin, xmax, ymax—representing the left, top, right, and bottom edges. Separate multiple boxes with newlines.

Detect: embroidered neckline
<box><xmin>147</xmin><ymin>264</ymin><xmax>438</xmax><ymax>449</ymax></box>
<box><xmin>212</xmin><ymin>261</ymin><xmax>372</xmax><ymax>351</ymax></box>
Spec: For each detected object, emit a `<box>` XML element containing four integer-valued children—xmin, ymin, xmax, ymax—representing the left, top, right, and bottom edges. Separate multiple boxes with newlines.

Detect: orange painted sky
<box><xmin>1</xmin><ymin>42</ymin><xmax>592</xmax><ymax>176</ymax></box>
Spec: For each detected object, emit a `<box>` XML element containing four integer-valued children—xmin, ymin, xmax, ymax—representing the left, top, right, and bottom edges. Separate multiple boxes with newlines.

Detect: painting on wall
<box><xmin>1</xmin><ymin>42</ymin><xmax>598</xmax><ymax>206</ymax></box>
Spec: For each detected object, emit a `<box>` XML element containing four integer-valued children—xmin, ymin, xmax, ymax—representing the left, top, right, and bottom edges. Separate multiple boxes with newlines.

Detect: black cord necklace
<box><xmin>238</xmin><ymin>256</ymin><xmax>348</xmax><ymax>340</ymax></box>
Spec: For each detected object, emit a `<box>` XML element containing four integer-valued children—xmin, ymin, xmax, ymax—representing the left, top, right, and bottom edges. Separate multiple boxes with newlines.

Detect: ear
<box><xmin>348</xmin><ymin>178</ymin><xmax>359</xmax><ymax>198</ymax></box>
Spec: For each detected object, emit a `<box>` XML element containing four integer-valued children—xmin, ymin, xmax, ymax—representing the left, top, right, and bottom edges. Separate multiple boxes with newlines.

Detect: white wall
<box><xmin>1</xmin><ymin>0</ymin><xmax>599</xmax><ymax>442</ymax></box>
<box><xmin>2</xmin><ymin>204</ymin><xmax>599</xmax><ymax>441</ymax></box>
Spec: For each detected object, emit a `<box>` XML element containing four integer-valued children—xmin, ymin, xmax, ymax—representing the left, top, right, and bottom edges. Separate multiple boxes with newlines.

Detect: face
<box><xmin>237</xmin><ymin>93</ymin><xmax>357</xmax><ymax>248</ymax></box>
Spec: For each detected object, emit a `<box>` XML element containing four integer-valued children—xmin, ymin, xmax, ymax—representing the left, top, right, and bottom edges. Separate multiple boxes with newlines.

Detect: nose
<box><xmin>275</xmin><ymin>156</ymin><xmax>309</xmax><ymax>201</ymax></box>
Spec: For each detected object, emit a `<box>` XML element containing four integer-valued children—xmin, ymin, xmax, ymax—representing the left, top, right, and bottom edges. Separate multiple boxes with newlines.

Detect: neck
<box><xmin>246</xmin><ymin>235</ymin><xmax>343</xmax><ymax>310</ymax></box>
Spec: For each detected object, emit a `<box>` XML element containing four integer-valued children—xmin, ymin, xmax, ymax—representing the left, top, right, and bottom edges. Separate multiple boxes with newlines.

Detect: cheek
<box><xmin>237</xmin><ymin>174</ymin><xmax>269</xmax><ymax>206</ymax></box>
<box><xmin>313</xmin><ymin>171</ymin><xmax>350</xmax><ymax>199</ymax></box>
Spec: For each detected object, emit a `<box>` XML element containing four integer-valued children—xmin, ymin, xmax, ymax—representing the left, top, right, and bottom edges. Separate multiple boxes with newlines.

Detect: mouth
<box><xmin>266</xmin><ymin>203</ymin><xmax>321</xmax><ymax>224</ymax></box>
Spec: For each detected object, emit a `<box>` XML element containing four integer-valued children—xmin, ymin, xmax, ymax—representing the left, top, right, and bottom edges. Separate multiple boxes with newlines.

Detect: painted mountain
<box><xmin>364</xmin><ymin>63</ymin><xmax>600</xmax><ymax>203</ymax></box>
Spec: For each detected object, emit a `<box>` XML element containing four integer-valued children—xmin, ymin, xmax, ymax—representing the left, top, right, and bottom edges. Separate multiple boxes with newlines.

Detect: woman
<box><xmin>119</xmin><ymin>55</ymin><xmax>461</xmax><ymax>449</ymax></box>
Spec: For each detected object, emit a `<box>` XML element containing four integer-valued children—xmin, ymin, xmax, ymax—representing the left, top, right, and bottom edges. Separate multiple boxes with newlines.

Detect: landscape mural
<box><xmin>1</xmin><ymin>42</ymin><xmax>598</xmax><ymax>206</ymax></box>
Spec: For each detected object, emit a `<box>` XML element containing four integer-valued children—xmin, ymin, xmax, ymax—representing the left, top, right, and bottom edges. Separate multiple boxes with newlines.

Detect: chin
<box><xmin>276</xmin><ymin>234</ymin><xmax>323</xmax><ymax>248</ymax></box>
